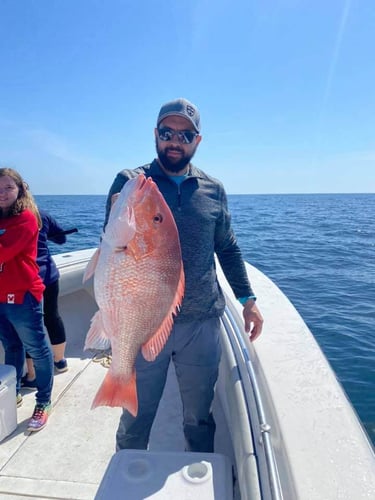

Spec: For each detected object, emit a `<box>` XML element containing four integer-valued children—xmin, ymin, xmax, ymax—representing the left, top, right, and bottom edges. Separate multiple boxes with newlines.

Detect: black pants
<box><xmin>43</xmin><ymin>279</ymin><xmax>66</xmax><ymax>345</ymax></box>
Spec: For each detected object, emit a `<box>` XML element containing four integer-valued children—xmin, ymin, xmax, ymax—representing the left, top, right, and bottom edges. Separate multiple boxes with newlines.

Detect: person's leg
<box><xmin>0</xmin><ymin>313</ymin><xmax>25</xmax><ymax>394</ymax></box>
<box><xmin>116</xmin><ymin>347</ymin><xmax>171</xmax><ymax>450</ymax></box>
<box><xmin>25</xmin><ymin>355</ymin><xmax>36</xmax><ymax>380</ymax></box>
<box><xmin>173</xmin><ymin>317</ymin><xmax>222</xmax><ymax>452</ymax></box>
<box><xmin>8</xmin><ymin>293</ymin><xmax>53</xmax><ymax>405</ymax></box>
<box><xmin>43</xmin><ymin>280</ymin><xmax>67</xmax><ymax>363</ymax></box>
<box><xmin>51</xmin><ymin>342</ymin><xmax>66</xmax><ymax>362</ymax></box>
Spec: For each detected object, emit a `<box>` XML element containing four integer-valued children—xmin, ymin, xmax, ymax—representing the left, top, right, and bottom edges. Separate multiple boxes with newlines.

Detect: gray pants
<box><xmin>116</xmin><ymin>317</ymin><xmax>222</xmax><ymax>452</ymax></box>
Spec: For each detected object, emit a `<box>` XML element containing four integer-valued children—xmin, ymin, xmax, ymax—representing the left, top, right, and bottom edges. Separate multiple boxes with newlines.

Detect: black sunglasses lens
<box><xmin>181</xmin><ymin>131</ymin><xmax>196</xmax><ymax>144</ymax></box>
<box><xmin>158</xmin><ymin>128</ymin><xmax>196</xmax><ymax>144</ymax></box>
<box><xmin>158</xmin><ymin>128</ymin><xmax>172</xmax><ymax>141</ymax></box>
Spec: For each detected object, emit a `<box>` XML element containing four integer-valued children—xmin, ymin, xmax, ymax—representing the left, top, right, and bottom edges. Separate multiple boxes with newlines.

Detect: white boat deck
<box><xmin>0</xmin><ymin>291</ymin><xmax>186</xmax><ymax>500</ymax></box>
<box><xmin>1</xmin><ymin>358</ymin><xmax>119</xmax><ymax>499</ymax></box>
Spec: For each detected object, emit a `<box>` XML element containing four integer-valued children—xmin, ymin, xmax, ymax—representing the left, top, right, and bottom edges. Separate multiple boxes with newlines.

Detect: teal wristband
<box><xmin>238</xmin><ymin>295</ymin><xmax>257</xmax><ymax>305</ymax></box>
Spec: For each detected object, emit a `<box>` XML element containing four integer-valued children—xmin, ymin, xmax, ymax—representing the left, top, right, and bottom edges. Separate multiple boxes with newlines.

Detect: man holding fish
<box><xmin>87</xmin><ymin>97</ymin><xmax>263</xmax><ymax>453</ymax></box>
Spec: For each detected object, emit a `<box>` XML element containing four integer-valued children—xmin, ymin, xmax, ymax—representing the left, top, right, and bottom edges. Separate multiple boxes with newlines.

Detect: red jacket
<box><xmin>0</xmin><ymin>209</ymin><xmax>45</xmax><ymax>304</ymax></box>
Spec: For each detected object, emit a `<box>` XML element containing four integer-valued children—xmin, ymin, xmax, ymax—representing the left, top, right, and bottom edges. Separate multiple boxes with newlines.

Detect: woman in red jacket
<box><xmin>0</xmin><ymin>167</ymin><xmax>53</xmax><ymax>432</ymax></box>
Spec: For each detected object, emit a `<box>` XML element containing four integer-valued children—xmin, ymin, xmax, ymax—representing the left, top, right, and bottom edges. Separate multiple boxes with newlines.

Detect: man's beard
<box><xmin>156</xmin><ymin>141</ymin><xmax>196</xmax><ymax>174</ymax></box>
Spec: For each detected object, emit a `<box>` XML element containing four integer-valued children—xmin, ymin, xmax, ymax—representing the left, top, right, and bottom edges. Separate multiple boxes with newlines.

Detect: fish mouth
<box><xmin>135</xmin><ymin>174</ymin><xmax>155</xmax><ymax>194</ymax></box>
<box><xmin>136</xmin><ymin>174</ymin><xmax>148</xmax><ymax>190</ymax></box>
<box><xmin>138</xmin><ymin>175</ymin><xmax>146</xmax><ymax>187</ymax></box>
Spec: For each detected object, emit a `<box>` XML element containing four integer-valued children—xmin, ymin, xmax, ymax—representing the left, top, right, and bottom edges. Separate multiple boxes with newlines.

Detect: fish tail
<box><xmin>91</xmin><ymin>371</ymin><xmax>138</xmax><ymax>417</ymax></box>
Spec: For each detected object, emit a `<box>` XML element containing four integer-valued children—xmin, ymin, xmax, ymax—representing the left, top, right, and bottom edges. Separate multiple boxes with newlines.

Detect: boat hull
<box><xmin>0</xmin><ymin>248</ymin><xmax>374</xmax><ymax>499</ymax></box>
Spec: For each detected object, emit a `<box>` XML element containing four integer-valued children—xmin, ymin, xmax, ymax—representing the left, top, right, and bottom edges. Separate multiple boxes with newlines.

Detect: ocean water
<box><xmin>35</xmin><ymin>192</ymin><xmax>375</xmax><ymax>446</ymax></box>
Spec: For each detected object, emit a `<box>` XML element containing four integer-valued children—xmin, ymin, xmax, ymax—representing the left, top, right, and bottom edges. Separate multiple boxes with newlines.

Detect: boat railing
<box><xmin>221</xmin><ymin>303</ymin><xmax>284</xmax><ymax>500</ymax></box>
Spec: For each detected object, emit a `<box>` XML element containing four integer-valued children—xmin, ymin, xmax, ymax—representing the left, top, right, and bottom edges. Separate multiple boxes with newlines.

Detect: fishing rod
<box><xmin>49</xmin><ymin>228</ymin><xmax>79</xmax><ymax>238</ymax></box>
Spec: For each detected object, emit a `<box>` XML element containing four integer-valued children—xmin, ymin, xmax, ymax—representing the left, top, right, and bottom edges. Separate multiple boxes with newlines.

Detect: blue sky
<box><xmin>1</xmin><ymin>0</ymin><xmax>374</xmax><ymax>194</ymax></box>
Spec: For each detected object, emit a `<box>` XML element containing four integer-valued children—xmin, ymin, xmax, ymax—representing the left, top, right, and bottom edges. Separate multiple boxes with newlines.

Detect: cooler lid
<box><xmin>0</xmin><ymin>364</ymin><xmax>17</xmax><ymax>385</ymax></box>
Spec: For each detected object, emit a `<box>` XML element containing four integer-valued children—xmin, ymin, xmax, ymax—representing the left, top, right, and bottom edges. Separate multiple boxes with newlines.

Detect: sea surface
<box><xmin>35</xmin><ymin>193</ymin><xmax>375</xmax><ymax>446</ymax></box>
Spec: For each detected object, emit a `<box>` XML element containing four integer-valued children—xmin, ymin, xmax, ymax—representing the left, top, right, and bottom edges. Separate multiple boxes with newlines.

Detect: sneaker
<box><xmin>27</xmin><ymin>403</ymin><xmax>52</xmax><ymax>432</ymax></box>
<box><xmin>54</xmin><ymin>359</ymin><xmax>68</xmax><ymax>373</ymax></box>
<box><xmin>16</xmin><ymin>393</ymin><xmax>23</xmax><ymax>408</ymax></box>
<box><xmin>21</xmin><ymin>376</ymin><xmax>37</xmax><ymax>390</ymax></box>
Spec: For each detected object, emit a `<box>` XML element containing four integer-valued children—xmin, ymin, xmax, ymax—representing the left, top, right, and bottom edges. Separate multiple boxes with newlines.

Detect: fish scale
<box><xmin>83</xmin><ymin>174</ymin><xmax>185</xmax><ymax>416</ymax></box>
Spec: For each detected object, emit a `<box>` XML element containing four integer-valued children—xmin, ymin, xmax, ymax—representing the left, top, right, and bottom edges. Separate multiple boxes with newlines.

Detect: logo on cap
<box><xmin>186</xmin><ymin>105</ymin><xmax>195</xmax><ymax>117</ymax></box>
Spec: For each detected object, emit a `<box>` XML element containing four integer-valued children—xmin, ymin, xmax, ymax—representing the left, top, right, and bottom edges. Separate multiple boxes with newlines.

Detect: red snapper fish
<box><xmin>83</xmin><ymin>174</ymin><xmax>185</xmax><ymax>416</ymax></box>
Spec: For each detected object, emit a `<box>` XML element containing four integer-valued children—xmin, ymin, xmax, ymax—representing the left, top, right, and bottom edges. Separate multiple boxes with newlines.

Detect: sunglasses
<box><xmin>157</xmin><ymin>127</ymin><xmax>198</xmax><ymax>145</ymax></box>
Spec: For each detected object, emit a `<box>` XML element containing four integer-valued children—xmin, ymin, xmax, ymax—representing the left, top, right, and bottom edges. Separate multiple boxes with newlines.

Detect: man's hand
<box><xmin>243</xmin><ymin>300</ymin><xmax>264</xmax><ymax>342</ymax></box>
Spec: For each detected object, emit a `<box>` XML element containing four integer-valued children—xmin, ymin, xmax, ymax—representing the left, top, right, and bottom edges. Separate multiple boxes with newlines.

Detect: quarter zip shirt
<box><xmin>105</xmin><ymin>160</ymin><xmax>255</xmax><ymax>322</ymax></box>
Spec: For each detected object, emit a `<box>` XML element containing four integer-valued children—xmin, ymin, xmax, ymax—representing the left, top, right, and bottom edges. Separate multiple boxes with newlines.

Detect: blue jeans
<box><xmin>0</xmin><ymin>292</ymin><xmax>53</xmax><ymax>404</ymax></box>
<box><xmin>116</xmin><ymin>317</ymin><xmax>222</xmax><ymax>452</ymax></box>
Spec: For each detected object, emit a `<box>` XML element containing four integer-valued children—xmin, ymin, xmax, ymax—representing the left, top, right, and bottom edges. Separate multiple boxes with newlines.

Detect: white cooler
<box><xmin>95</xmin><ymin>450</ymin><xmax>233</xmax><ymax>499</ymax></box>
<box><xmin>0</xmin><ymin>364</ymin><xmax>17</xmax><ymax>442</ymax></box>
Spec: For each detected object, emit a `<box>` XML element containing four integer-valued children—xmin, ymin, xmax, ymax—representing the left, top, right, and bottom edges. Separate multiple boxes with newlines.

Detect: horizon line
<box><xmin>34</xmin><ymin>192</ymin><xmax>375</xmax><ymax>196</ymax></box>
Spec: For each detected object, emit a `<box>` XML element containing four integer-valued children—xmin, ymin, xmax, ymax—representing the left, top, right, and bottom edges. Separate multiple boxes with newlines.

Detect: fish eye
<box><xmin>153</xmin><ymin>213</ymin><xmax>163</xmax><ymax>224</ymax></box>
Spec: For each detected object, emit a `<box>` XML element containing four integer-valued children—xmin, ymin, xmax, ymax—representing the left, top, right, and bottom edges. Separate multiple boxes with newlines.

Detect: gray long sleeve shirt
<box><xmin>105</xmin><ymin>160</ymin><xmax>255</xmax><ymax>323</ymax></box>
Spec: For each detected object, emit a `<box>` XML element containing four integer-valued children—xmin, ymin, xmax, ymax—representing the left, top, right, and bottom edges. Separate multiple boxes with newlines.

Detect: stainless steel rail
<box><xmin>222</xmin><ymin>305</ymin><xmax>284</xmax><ymax>500</ymax></box>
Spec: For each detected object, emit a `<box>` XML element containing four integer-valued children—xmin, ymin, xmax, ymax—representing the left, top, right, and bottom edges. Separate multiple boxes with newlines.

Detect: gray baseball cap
<box><xmin>157</xmin><ymin>98</ymin><xmax>201</xmax><ymax>133</ymax></box>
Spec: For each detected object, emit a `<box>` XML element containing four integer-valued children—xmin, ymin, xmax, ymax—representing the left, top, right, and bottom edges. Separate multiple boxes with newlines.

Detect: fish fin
<box><xmin>142</xmin><ymin>265</ymin><xmax>185</xmax><ymax>361</ymax></box>
<box><xmin>102</xmin><ymin>205</ymin><xmax>136</xmax><ymax>248</ymax></box>
<box><xmin>91</xmin><ymin>370</ymin><xmax>138</xmax><ymax>416</ymax></box>
<box><xmin>83</xmin><ymin>248</ymin><xmax>101</xmax><ymax>283</ymax></box>
<box><xmin>84</xmin><ymin>311</ymin><xmax>111</xmax><ymax>351</ymax></box>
